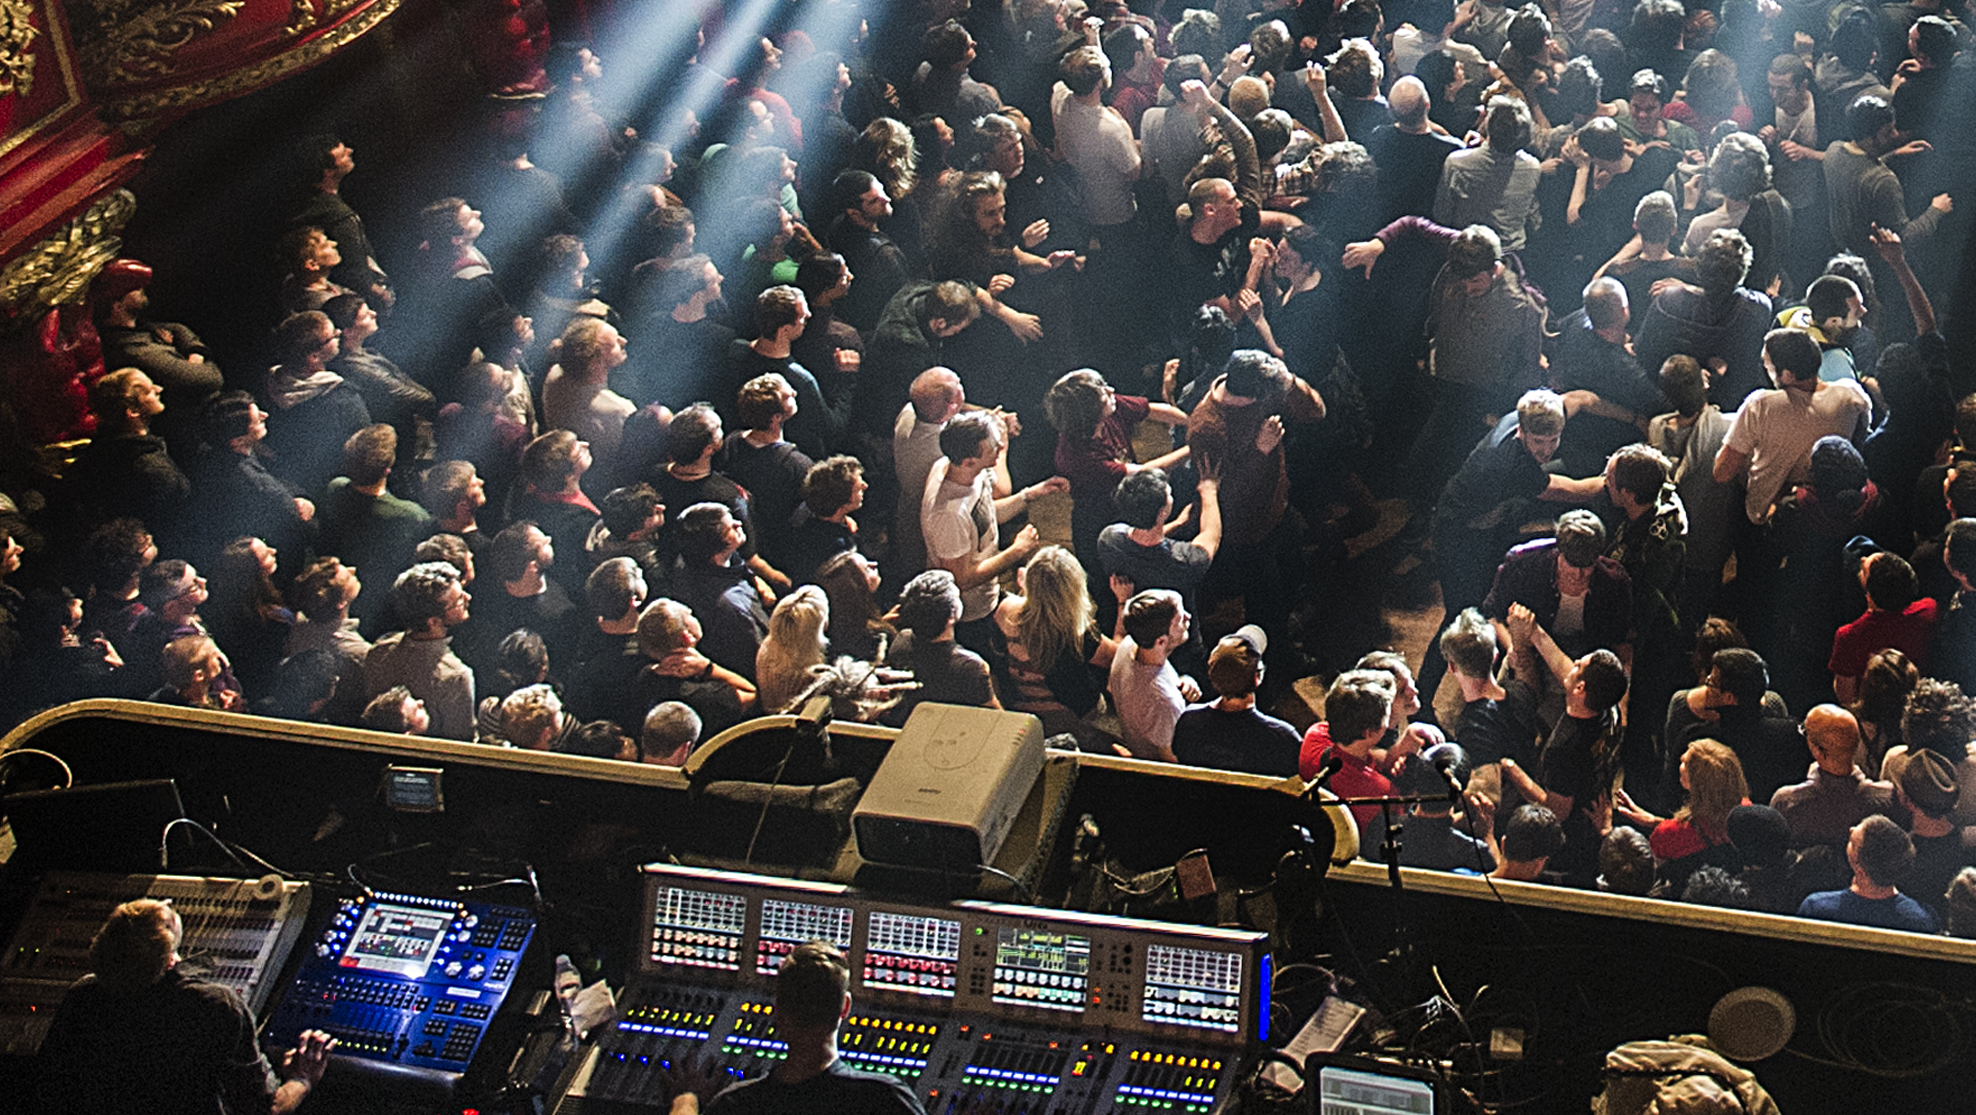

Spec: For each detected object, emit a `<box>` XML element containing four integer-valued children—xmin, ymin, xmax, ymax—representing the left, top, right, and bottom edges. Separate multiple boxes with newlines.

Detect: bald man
<box><xmin>1769</xmin><ymin>704</ymin><xmax>1897</xmax><ymax>849</ymax></box>
<box><xmin>1550</xmin><ymin>275</ymin><xmax>1661</xmax><ymax>475</ymax></box>
<box><xmin>1366</xmin><ymin>75</ymin><xmax>1460</xmax><ymax>224</ymax></box>
<box><xmin>892</xmin><ymin>367</ymin><xmax>1018</xmax><ymax>578</ymax></box>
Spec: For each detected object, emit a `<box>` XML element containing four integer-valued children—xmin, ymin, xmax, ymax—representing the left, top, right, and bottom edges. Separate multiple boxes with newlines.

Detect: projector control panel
<box><xmin>263</xmin><ymin>890</ymin><xmax>536</xmax><ymax>1074</ymax></box>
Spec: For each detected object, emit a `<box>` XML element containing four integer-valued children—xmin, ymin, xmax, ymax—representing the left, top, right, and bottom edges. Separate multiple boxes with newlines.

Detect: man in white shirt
<box><xmin>1713</xmin><ymin>327</ymin><xmax>1870</xmax><ymax>525</ymax></box>
<box><xmin>1051</xmin><ymin>45</ymin><xmax>1140</xmax><ymax>230</ymax></box>
<box><xmin>922</xmin><ymin>411</ymin><xmax>1066</xmax><ymax>655</ymax></box>
<box><xmin>893</xmin><ymin>367</ymin><xmax>1019</xmax><ymax>578</ymax></box>
<box><xmin>1107</xmin><ymin>589</ymin><xmax>1200</xmax><ymax>762</ymax></box>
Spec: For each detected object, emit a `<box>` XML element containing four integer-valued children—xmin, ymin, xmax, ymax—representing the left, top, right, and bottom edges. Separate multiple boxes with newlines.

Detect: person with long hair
<box><xmin>852</xmin><ymin>117</ymin><xmax>927</xmax><ymax>268</ymax></box>
<box><xmin>992</xmin><ymin>546</ymin><xmax>1120</xmax><ymax>746</ymax></box>
<box><xmin>1849</xmin><ymin>647</ymin><xmax>1919</xmax><ymax>778</ymax></box>
<box><xmin>1043</xmin><ymin>368</ymin><xmax>1190</xmax><ymax>566</ymax></box>
<box><xmin>1618</xmin><ymin>739</ymin><xmax>1750</xmax><ymax>885</ymax></box>
<box><xmin>815</xmin><ymin>550</ymin><xmax>892</xmax><ymax>663</ymax></box>
<box><xmin>927</xmin><ymin>170</ymin><xmax>1074</xmax><ymax>299</ymax></box>
<box><xmin>757</xmin><ymin>585</ymin><xmax>830</xmax><ymax>713</ymax></box>
<box><xmin>206</xmin><ymin>537</ymin><xmax>295</xmax><ymax>702</ymax></box>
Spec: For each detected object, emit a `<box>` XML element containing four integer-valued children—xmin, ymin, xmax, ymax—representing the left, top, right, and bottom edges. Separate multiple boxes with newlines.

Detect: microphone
<box><xmin>1309</xmin><ymin>752</ymin><xmax>1346</xmax><ymax>792</ymax></box>
<box><xmin>1434</xmin><ymin>754</ymin><xmax>1465</xmax><ymax>801</ymax></box>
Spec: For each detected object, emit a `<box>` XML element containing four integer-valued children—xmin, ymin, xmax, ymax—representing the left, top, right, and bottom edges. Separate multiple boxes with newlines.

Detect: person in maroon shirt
<box><xmin>1832</xmin><ymin>551</ymin><xmax>1939</xmax><ymax>703</ymax></box>
<box><xmin>1044</xmin><ymin>368</ymin><xmax>1190</xmax><ymax>568</ymax></box>
<box><xmin>1185</xmin><ymin>350</ymin><xmax>1325</xmax><ymax>654</ymax></box>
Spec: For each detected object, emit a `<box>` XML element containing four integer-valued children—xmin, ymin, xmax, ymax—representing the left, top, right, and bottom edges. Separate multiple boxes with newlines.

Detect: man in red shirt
<box><xmin>1300</xmin><ymin>669</ymin><xmax>1419</xmax><ymax>850</ymax></box>
<box><xmin>1831</xmin><ymin>551</ymin><xmax>1938</xmax><ymax>703</ymax></box>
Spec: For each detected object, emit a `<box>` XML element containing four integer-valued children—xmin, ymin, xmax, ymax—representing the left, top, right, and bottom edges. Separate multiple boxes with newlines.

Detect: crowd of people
<box><xmin>6</xmin><ymin>0</ymin><xmax>1976</xmax><ymax>936</ymax></box>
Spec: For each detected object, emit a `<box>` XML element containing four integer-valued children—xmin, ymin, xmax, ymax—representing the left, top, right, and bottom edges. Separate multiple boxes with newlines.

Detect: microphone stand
<box><xmin>1310</xmin><ymin>784</ymin><xmax>1464</xmax><ymax>1001</ymax></box>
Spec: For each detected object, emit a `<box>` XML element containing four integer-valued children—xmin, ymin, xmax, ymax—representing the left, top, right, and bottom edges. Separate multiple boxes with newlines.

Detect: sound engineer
<box><xmin>34</xmin><ymin>898</ymin><xmax>335</xmax><ymax>1115</ymax></box>
<box><xmin>685</xmin><ymin>940</ymin><xmax>926</xmax><ymax>1115</ymax></box>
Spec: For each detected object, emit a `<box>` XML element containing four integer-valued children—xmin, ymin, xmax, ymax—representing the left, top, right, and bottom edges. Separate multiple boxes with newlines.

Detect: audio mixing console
<box><xmin>551</xmin><ymin>865</ymin><xmax>1268</xmax><ymax>1115</ymax></box>
<box><xmin>0</xmin><ymin>872</ymin><xmax>310</xmax><ymax>1056</ymax></box>
<box><xmin>262</xmin><ymin>888</ymin><xmax>538</xmax><ymax>1088</ymax></box>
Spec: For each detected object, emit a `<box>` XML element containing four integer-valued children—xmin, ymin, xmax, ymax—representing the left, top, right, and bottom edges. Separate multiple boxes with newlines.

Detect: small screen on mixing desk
<box><xmin>1316</xmin><ymin>1064</ymin><xmax>1437</xmax><ymax>1115</ymax></box>
<box><xmin>652</xmin><ymin>887</ymin><xmax>748</xmax><ymax>972</ymax></box>
<box><xmin>991</xmin><ymin>927</ymin><xmax>1089</xmax><ymax>1013</ymax></box>
<box><xmin>756</xmin><ymin>899</ymin><xmax>854</xmax><ymax>975</ymax></box>
<box><xmin>1141</xmin><ymin>944</ymin><xmax>1244</xmax><ymax>1032</ymax></box>
<box><xmin>863</xmin><ymin>912</ymin><xmax>961</xmax><ymax>997</ymax></box>
<box><xmin>340</xmin><ymin>902</ymin><xmax>450</xmax><ymax>979</ymax></box>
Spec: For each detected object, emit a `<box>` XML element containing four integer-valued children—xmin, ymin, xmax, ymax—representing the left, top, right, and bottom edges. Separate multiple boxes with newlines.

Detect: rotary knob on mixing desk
<box><xmin>445</xmin><ymin>961</ymin><xmax>464</xmax><ymax>978</ymax></box>
<box><xmin>466</xmin><ymin>964</ymin><xmax>485</xmax><ymax>981</ymax></box>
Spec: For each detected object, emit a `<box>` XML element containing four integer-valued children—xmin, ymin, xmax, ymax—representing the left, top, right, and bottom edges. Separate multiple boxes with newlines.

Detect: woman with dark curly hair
<box><xmin>1043</xmin><ymin>368</ymin><xmax>1190</xmax><ymax>566</ymax></box>
<box><xmin>1683</xmin><ymin>132</ymin><xmax>1792</xmax><ymax>294</ymax></box>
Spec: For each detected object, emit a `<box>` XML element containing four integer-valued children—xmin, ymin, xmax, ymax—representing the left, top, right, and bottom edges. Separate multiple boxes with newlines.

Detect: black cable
<box><xmin>159</xmin><ymin>818</ymin><xmax>252</xmax><ymax>873</ymax></box>
<box><xmin>741</xmin><ymin>732</ymin><xmax>799</xmax><ymax>867</ymax></box>
<box><xmin>1801</xmin><ymin>981</ymin><xmax>1968</xmax><ymax>1078</ymax></box>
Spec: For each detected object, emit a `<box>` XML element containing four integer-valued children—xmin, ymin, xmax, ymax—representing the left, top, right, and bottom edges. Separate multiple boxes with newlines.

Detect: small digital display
<box><xmin>340</xmin><ymin>902</ymin><xmax>451</xmax><ymax>979</ymax></box>
<box><xmin>991</xmin><ymin>927</ymin><xmax>1089</xmax><ymax>1013</ymax></box>
<box><xmin>756</xmin><ymin>899</ymin><xmax>854</xmax><ymax>975</ymax></box>
<box><xmin>383</xmin><ymin>766</ymin><xmax>443</xmax><ymax>812</ymax></box>
<box><xmin>651</xmin><ymin>886</ymin><xmax>748</xmax><ymax>971</ymax></box>
<box><xmin>1318</xmin><ymin>1067</ymin><xmax>1436</xmax><ymax>1115</ymax></box>
<box><xmin>863</xmin><ymin>912</ymin><xmax>961</xmax><ymax>997</ymax></box>
<box><xmin>1141</xmin><ymin>944</ymin><xmax>1243</xmax><ymax>1032</ymax></box>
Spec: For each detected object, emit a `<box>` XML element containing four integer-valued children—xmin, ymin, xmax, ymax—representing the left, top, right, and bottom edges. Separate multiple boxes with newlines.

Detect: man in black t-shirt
<box><xmin>1498</xmin><ymin>604</ymin><xmax>1628</xmax><ymax>888</ymax></box>
<box><xmin>38</xmin><ymin>898</ymin><xmax>333</xmax><ymax>1115</ymax></box>
<box><xmin>696</xmin><ymin>941</ymin><xmax>924</xmax><ymax>1115</ymax></box>
<box><xmin>1438</xmin><ymin>607</ymin><xmax>1542</xmax><ymax>767</ymax></box>
<box><xmin>882</xmin><ymin>570</ymin><xmax>997</xmax><ymax>727</ymax></box>
<box><xmin>1172</xmin><ymin>626</ymin><xmax>1300</xmax><ymax>777</ymax></box>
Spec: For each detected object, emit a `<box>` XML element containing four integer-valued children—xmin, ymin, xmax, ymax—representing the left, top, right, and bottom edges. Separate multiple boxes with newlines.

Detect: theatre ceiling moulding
<box><xmin>0</xmin><ymin>0</ymin><xmax>37</xmax><ymax>99</ymax></box>
<box><xmin>70</xmin><ymin>0</ymin><xmax>400</xmax><ymax>123</ymax></box>
<box><xmin>0</xmin><ymin>187</ymin><xmax>134</xmax><ymax>317</ymax></box>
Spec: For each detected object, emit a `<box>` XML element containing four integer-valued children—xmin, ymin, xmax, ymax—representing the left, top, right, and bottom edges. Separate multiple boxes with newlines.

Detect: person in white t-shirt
<box><xmin>893</xmin><ymin>367</ymin><xmax>1020</xmax><ymax>578</ymax></box>
<box><xmin>1107</xmin><ymin>588</ymin><xmax>1199</xmax><ymax>762</ymax></box>
<box><xmin>1714</xmin><ymin>327</ymin><xmax>1870</xmax><ymax>525</ymax></box>
<box><xmin>922</xmin><ymin>411</ymin><xmax>1067</xmax><ymax>656</ymax></box>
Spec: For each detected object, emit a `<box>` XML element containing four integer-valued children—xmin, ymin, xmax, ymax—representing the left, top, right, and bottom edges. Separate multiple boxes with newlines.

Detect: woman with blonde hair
<box><xmin>1616</xmin><ymin>738</ymin><xmax>1749</xmax><ymax>890</ymax></box>
<box><xmin>993</xmin><ymin>546</ymin><xmax>1120</xmax><ymax>746</ymax></box>
<box><xmin>851</xmin><ymin>117</ymin><xmax>929</xmax><ymax>264</ymax></box>
<box><xmin>756</xmin><ymin>585</ymin><xmax>830</xmax><ymax>713</ymax></box>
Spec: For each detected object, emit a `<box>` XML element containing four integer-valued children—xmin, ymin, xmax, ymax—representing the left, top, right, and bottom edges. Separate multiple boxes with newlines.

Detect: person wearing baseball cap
<box><xmin>1171</xmin><ymin>626</ymin><xmax>1299</xmax><ymax>777</ymax></box>
<box><xmin>1885</xmin><ymin>747</ymin><xmax>1973</xmax><ymax>920</ymax></box>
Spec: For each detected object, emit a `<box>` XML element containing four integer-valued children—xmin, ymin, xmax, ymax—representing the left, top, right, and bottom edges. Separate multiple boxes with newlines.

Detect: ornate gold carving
<box><xmin>101</xmin><ymin>0</ymin><xmax>397</xmax><ymax>121</ymax></box>
<box><xmin>81</xmin><ymin>0</ymin><xmax>246</xmax><ymax>88</ymax></box>
<box><xmin>0</xmin><ymin>189</ymin><xmax>137</xmax><ymax>317</ymax></box>
<box><xmin>0</xmin><ymin>0</ymin><xmax>37</xmax><ymax>98</ymax></box>
<box><xmin>285</xmin><ymin>0</ymin><xmax>369</xmax><ymax>37</ymax></box>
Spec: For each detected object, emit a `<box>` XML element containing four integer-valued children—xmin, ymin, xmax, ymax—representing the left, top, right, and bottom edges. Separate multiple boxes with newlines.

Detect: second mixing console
<box><xmin>551</xmin><ymin>865</ymin><xmax>1268</xmax><ymax>1115</ymax></box>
